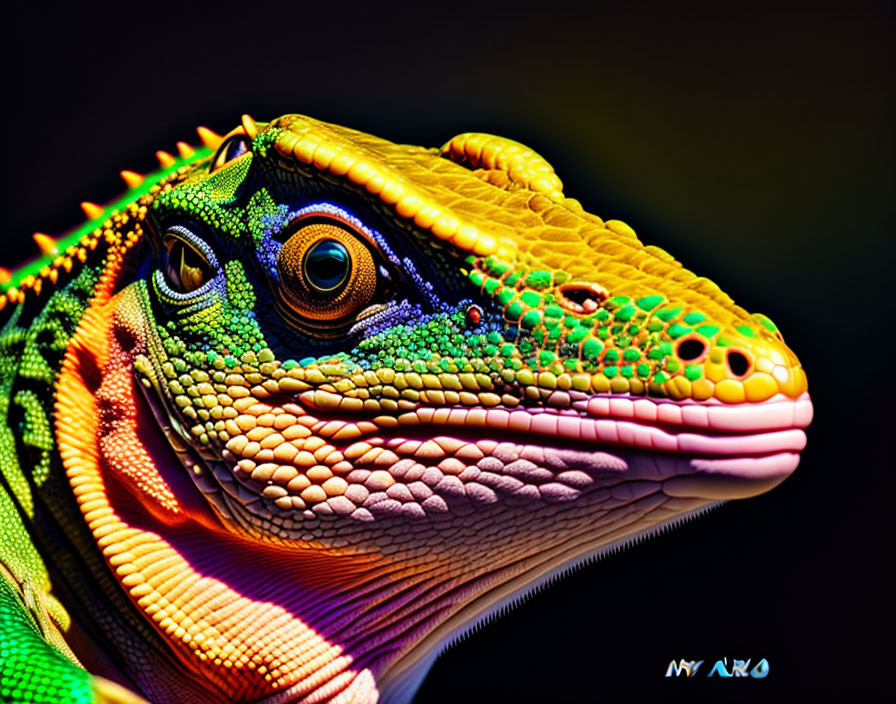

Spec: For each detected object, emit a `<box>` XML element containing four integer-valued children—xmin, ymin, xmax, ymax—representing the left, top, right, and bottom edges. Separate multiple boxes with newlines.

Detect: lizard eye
<box><xmin>161</xmin><ymin>228</ymin><xmax>216</xmax><ymax>294</ymax></box>
<box><xmin>210</xmin><ymin>135</ymin><xmax>250</xmax><ymax>173</ymax></box>
<box><xmin>277</xmin><ymin>220</ymin><xmax>377</xmax><ymax>321</ymax></box>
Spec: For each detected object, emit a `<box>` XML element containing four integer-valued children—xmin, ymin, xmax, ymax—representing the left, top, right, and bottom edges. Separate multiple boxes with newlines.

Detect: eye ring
<box><xmin>157</xmin><ymin>226</ymin><xmax>218</xmax><ymax>298</ymax></box>
<box><xmin>210</xmin><ymin>134</ymin><xmax>251</xmax><ymax>173</ymax></box>
<box><xmin>276</xmin><ymin>220</ymin><xmax>378</xmax><ymax>321</ymax></box>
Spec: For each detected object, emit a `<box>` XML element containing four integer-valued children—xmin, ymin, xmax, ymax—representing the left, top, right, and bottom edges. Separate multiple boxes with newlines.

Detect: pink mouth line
<box><xmin>382</xmin><ymin>394</ymin><xmax>812</xmax><ymax>459</ymax></box>
<box><xmin>575</xmin><ymin>391</ymin><xmax>814</xmax><ymax>432</ymax></box>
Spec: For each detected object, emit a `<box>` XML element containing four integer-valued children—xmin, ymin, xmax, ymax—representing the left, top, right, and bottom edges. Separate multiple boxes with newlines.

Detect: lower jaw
<box><xmin>372</xmin><ymin>451</ymin><xmax>800</xmax><ymax>698</ymax></box>
<box><xmin>662</xmin><ymin>451</ymin><xmax>800</xmax><ymax>499</ymax></box>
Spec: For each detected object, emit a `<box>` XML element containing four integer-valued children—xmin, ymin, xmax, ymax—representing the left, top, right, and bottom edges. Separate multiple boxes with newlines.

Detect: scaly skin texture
<box><xmin>0</xmin><ymin>115</ymin><xmax>812</xmax><ymax>704</ymax></box>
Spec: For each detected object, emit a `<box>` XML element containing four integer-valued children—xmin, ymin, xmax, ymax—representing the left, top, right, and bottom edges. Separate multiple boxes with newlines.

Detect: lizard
<box><xmin>0</xmin><ymin>114</ymin><xmax>812</xmax><ymax>704</ymax></box>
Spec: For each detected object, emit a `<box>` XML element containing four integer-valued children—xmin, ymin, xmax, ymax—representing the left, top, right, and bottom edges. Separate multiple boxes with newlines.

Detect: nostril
<box><xmin>676</xmin><ymin>338</ymin><xmax>706</xmax><ymax>361</ymax></box>
<box><xmin>727</xmin><ymin>351</ymin><xmax>751</xmax><ymax>377</ymax></box>
<box><xmin>556</xmin><ymin>283</ymin><xmax>608</xmax><ymax>313</ymax></box>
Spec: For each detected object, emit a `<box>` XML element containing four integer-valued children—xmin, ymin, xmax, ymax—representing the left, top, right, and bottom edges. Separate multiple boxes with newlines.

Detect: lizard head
<box><xmin>58</xmin><ymin>114</ymin><xmax>811</xmax><ymax>701</ymax></box>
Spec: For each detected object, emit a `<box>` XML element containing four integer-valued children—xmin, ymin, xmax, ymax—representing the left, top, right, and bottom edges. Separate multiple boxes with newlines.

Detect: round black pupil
<box><xmin>305</xmin><ymin>240</ymin><xmax>349</xmax><ymax>291</ymax></box>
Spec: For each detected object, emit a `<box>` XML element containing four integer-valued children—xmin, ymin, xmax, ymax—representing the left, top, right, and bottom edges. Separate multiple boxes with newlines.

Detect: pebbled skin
<box><xmin>0</xmin><ymin>114</ymin><xmax>811</xmax><ymax>703</ymax></box>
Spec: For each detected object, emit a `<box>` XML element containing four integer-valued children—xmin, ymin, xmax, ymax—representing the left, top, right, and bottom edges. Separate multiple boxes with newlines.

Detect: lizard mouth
<box><xmin>363</xmin><ymin>391</ymin><xmax>812</xmax><ymax>460</ymax></box>
<box><xmin>288</xmin><ymin>389</ymin><xmax>813</xmax><ymax>500</ymax></box>
<box><xmin>136</xmin><ymin>348</ymin><xmax>812</xmax><ymax>535</ymax></box>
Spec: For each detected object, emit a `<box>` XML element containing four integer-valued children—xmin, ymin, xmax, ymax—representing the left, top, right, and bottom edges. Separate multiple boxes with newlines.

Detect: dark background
<box><xmin>2</xmin><ymin>1</ymin><xmax>891</xmax><ymax>701</ymax></box>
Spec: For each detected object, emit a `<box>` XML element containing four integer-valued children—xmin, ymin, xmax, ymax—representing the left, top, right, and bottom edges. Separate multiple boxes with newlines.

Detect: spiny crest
<box><xmin>0</xmin><ymin>124</ymin><xmax>229</xmax><ymax>314</ymax></box>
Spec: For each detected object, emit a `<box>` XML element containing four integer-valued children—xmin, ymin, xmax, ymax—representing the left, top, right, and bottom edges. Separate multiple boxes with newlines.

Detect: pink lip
<box><xmin>578</xmin><ymin>391</ymin><xmax>814</xmax><ymax>432</ymax></box>
<box><xmin>662</xmin><ymin>453</ymin><xmax>803</xmax><ymax>499</ymax></box>
<box><xmin>393</xmin><ymin>393</ymin><xmax>813</xmax><ymax>459</ymax></box>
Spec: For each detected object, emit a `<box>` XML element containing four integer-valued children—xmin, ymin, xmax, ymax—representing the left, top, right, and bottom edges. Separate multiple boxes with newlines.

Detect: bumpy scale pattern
<box><xmin>0</xmin><ymin>579</ymin><xmax>92</xmax><ymax>704</ymax></box>
<box><xmin>467</xmin><ymin>254</ymin><xmax>784</xmax><ymax>402</ymax></box>
<box><xmin>0</xmin><ymin>166</ymin><xmax>194</xmax><ymax>703</ymax></box>
<box><xmin>114</xmin><ymin>115</ymin><xmax>808</xmax><ymax>543</ymax></box>
<box><xmin>0</xmin><ymin>114</ymin><xmax>810</xmax><ymax>703</ymax></box>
